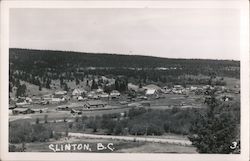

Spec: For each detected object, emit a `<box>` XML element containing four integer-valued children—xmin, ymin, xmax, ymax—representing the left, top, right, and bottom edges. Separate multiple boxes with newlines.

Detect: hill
<box><xmin>9</xmin><ymin>48</ymin><xmax>240</xmax><ymax>94</ymax></box>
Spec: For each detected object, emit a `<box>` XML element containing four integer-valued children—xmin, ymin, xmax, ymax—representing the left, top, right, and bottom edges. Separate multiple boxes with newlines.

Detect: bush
<box><xmin>53</xmin><ymin>132</ymin><xmax>62</xmax><ymax>140</ymax></box>
<box><xmin>9</xmin><ymin>121</ymin><xmax>32</xmax><ymax>143</ymax></box>
<box><xmin>9</xmin><ymin>144</ymin><xmax>23</xmax><ymax>152</ymax></box>
<box><xmin>147</xmin><ymin>124</ymin><xmax>164</xmax><ymax>136</ymax></box>
<box><xmin>128</xmin><ymin>107</ymin><xmax>147</xmax><ymax>119</ymax></box>
<box><xmin>129</xmin><ymin>124</ymin><xmax>147</xmax><ymax>135</ymax></box>
<box><xmin>44</xmin><ymin>115</ymin><xmax>48</xmax><ymax>124</ymax></box>
<box><xmin>9</xmin><ymin>121</ymin><xmax>56</xmax><ymax>144</ymax></box>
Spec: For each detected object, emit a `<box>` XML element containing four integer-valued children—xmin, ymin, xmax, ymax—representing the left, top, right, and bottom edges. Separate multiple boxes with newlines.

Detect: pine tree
<box><xmin>76</xmin><ymin>78</ymin><xmax>80</xmax><ymax>85</ymax></box>
<box><xmin>86</xmin><ymin>80</ymin><xmax>89</xmax><ymax>87</ymax></box>
<box><xmin>91</xmin><ymin>79</ymin><xmax>98</xmax><ymax>89</ymax></box>
<box><xmin>188</xmin><ymin>76</ymin><xmax>238</xmax><ymax>153</ymax></box>
<box><xmin>16</xmin><ymin>84</ymin><xmax>27</xmax><ymax>97</ymax></box>
<box><xmin>45</xmin><ymin>79</ymin><xmax>51</xmax><ymax>89</ymax></box>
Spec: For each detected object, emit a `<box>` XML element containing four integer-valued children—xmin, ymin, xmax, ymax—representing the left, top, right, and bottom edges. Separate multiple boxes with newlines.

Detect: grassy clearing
<box><xmin>19</xmin><ymin>136</ymin><xmax>196</xmax><ymax>153</ymax></box>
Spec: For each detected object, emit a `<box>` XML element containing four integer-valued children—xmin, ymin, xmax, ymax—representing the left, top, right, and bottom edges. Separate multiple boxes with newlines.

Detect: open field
<box><xmin>12</xmin><ymin>135</ymin><xmax>197</xmax><ymax>153</ymax></box>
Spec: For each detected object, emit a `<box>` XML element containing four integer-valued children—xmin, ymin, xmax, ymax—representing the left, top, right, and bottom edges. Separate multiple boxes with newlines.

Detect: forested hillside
<box><xmin>9</xmin><ymin>48</ymin><xmax>240</xmax><ymax>92</ymax></box>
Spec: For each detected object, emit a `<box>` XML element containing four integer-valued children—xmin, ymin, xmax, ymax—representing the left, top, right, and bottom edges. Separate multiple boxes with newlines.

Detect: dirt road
<box><xmin>68</xmin><ymin>132</ymin><xmax>192</xmax><ymax>146</ymax></box>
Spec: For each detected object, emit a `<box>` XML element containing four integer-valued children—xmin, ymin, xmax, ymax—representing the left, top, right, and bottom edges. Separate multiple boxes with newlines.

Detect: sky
<box><xmin>9</xmin><ymin>8</ymin><xmax>240</xmax><ymax>60</ymax></box>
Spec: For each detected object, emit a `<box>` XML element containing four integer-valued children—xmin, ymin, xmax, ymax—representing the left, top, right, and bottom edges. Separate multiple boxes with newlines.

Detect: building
<box><xmin>31</xmin><ymin>96</ymin><xmax>43</xmax><ymax>104</ymax></box>
<box><xmin>87</xmin><ymin>91</ymin><xmax>98</xmax><ymax>99</ymax></box>
<box><xmin>172</xmin><ymin>85</ymin><xmax>184</xmax><ymax>94</ymax></box>
<box><xmin>43</xmin><ymin>94</ymin><xmax>52</xmax><ymax>101</ymax></box>
<box><xmin>84</xmin><ymin>100</ymin><xmax>107</xmax><ymax>108</ymax></box>
<box><xmin>71</xmin><ymin>109</ymin><xmax>82</xmax><ymax>115</ymax></box>
<box><xmin>128</xmin><ymin>102</ymin><xmax>143</xmax><ymax>108</ymax></box>
<box><xmin>32</xmin><ymin>108</ymin><xmax>48</xmax><ymax>113</ymax></box>
<box><xmin>143</xmin><ymin>84</ymin><xmax>161</xmax><ymax>96</ymax></box>
<box><xmin>15</xmin><ymin>100</ymin><xmax>30</xmax><ymax>107</ymax></box>
<box><xmin>12</xmin><ymin>108</ymin><xmax>35</xmax><ymax>115</ymax></box>
<box><xmin>99</xmin><ymin>92</ymin><xmax>109</xmax><ymax>98</ymax></box>
<box><xmin>161</xmin><ymin>86</ymin><xmax>172</xmax><ymax>94</ymax></box>
<box><xmin>51</xmin><ymin>94</ymin><xmax>66</xmax><ymax>104</ymax></box>
<box><xmin>143</xmin><ymin>84</ymin><xmax>161</xmax><ymax>91</ymax></box>
<box><xmin>72</xmin><ymin>88</ymin><xmax>87</xmax><ymax>96</ymax></box>
<box><xmin>57</xmin><ymin>105</ymin><xmax>71</xmax><ymax>111</ymax></box>
<box><xmin>96</xmin><ymin>88</ymin><xmax>104</xmax><ymax>93</ymax></box>
<box><xmin>145</xmin><ymin>89</ymin><xmax>157</xmax><ymax>95</ymax></box>
<box><xmin>55</xmin><ymin>91</ymin><xmax>67</xmax><ymax>95</ymax></box>
<box><xmin>110</xmin><ymin>90</ymin><xmax>120</xmax><ymax>98</ymax></box>
<box><xmin>128</xmin><ymin>83</ymin><xmax>139</xmax><ymax>92</ymax></box>
<box><xmin>77</xmin><ymin>96</ymin><xmax>85</xmax><ymax>101</ymax></box>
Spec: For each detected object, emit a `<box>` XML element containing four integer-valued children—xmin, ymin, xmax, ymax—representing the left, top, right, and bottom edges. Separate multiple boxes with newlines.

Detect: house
<box><xmin>71</xmin><ymin>109</ymin><xmax>82</xmax><ymax>115</ymax></box>
<box><xmin>145</xmin><ymin>89</ymin><xmax>157</xmax><ymax>95</ymax></box>
<box><xmin>15</xmin><ymin>100</ymin><xmax>30</xmax><ymax>107</ymax></box>
<box><xmin>219</xmin><ymin>95</ymin><xmax>234</xmax><ymax>102</ymax></box>
<box><xmin>57</xmin><ymin>105</ymin><xmax>71</xmax><ymax>111</ymax></box>
<box><xmin>119</xmin><ymin>101</ymin><xmax>128</xmax><ymax>105</ymax></box>
<box><xmin>9</xmin><ymin>105</ymin><xmax>16</xmax><ymax>110</ymax></box>
<box><xmin>190</xmin><ymin>86</ymin><xmax>198</xmax><ymax>91</ymax></box>
<box><xmin>72</xmin><ymin>88</ymin><xmax>87</xmax><ymax>96</ymax></box>
<box><xmin>84</xmin><ymin>100</ymin><xmax>107</xmax><ymax>109</ymax></box>
<box><xmin>32</xmin><ymin>108</ymin><xmax>48</xmax><ymax>113</ymax></box>
<box><xmin>128</xmin><ymin>83</ymin><xmax>139</xmax><ymax>92</ymax></box>
<box><xmin>12</xmin><ymin>108</ymin><xmax>35</xmax><ymax>115</ymax></box>
<box><xmin>143</xmin><ymin>84</ymin><xmax>161</xmax><ymax>96</ymax></box>
<box><xmin>25</xmin><ymin>97</ymin><xmax>32</xmax><ymax>103</ymax></box>
<box><xmin>96</xmin><ymin>88</ymin><xmax>104</xmax><ymax>93</ymax></box>
<box><xmin>161</xmin><ymin>86</ymin><xmax>172</xmax><ymax>94</ymax></box>
<box><xmin>77</xmin><ymin>96</ymin><xmax>86</xmax><ymax>101</ymax></box>
<box><xmin>51</xmin><ymin>95</ymin><xmax>66</xmax><ymax>103</ymax></box>
<box><xmin>138</xmin><ymin>96</ymin><xmax>148</xmax><ymax>100</ymax></box>
<box><xmin>55</xmin><ymin>91</ymin><xmax>67</xmax><ymax>95</ymax></box>
<box><xmin>99</xmin><ymin>92</ymin><xmax>109</xmax><ymax>98</ymax></box>
<box><xmin>87</xmin><ymin>91</ymin><xmax>98</xmax><ymax>99</ymax></box>
<box><xmin>173</xmin><ymin>85</ymin><xmax>183</xmax><ymax>90</ymax></box>
<box><xmin>128</xmin><ymin>102</ymin><xmax>143</xmax><ymax>108</ymax></box>
<box><xmin>110</xmin><ymin>90</ymin><xmax>120</xmax><ymax>98</ymax></box>
<box><xmin>195</xmin><ymin>88</ymin><xmax>204</xmax><ymax>95</ymax></box>
<box><xmin>43</xmin><ymin>94</ymin><xmax>52</xmax><ymax>101</ymax></box>
<box><xmin>32</xmin><ymin>96</ymin><xmax>43</xmax><ymax>104</ymax></box>
<box><xmin>172</xmin><ymin>85</ymin><xmax>184</xmax><ymax>94</ymax></box>
<box><xmin>143</xmin><ymin>84</ymin><xmax>161</xmax><ymax>91</ymax></box>
<box><xmin>101</xmin><ymin>76</ymin><xmax>109</xmax><ymax>81</ymax></box>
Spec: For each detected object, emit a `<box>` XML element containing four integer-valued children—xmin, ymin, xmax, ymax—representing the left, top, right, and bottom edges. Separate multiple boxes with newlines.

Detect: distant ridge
<box><xmin>10</xmin><ymin>48</ymin><xmax>239</xmax><ymax>62</ymax></box>
<box><xmin>9</xmin><ymin>48</ymin><xmax>240</xmax><ymax>79</ymax></box>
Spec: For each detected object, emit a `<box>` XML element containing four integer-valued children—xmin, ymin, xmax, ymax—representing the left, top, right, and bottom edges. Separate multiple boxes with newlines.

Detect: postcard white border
<box><xmin>0</xmin><ymin>1</ymin><xmax>249</xmax><ymax>161</ymax></box>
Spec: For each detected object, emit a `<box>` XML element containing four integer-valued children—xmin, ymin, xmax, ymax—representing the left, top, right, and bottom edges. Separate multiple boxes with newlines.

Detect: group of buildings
<box><xmin>9</xmin><ymin>80</ymin><xmax>239</xmax><ymax>115</ymax></box>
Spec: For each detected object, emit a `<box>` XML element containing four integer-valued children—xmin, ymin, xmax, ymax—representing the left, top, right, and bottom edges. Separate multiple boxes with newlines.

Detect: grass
<box><xmin>16</xmin><ymin>136</ymin><xmax>197</xmax><ymax>153</ymax></box>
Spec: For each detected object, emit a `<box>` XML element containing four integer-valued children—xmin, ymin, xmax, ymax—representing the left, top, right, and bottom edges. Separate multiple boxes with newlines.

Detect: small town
<box><xmin>9</xmin><ymin>76</ymin><xmax>239</xmax><ymax>118</ymax></box>
<box><xmin>8</xmin><ymin>49</ymin><xmax>241</xmax><ymax>154</ymax></box>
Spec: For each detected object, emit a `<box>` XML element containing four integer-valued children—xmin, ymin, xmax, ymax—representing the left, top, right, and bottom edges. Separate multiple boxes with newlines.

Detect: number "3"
<box><xmin>230</xmin><ymin>142</ymin><xmax>237</xmax><ymax>150</ymax></box>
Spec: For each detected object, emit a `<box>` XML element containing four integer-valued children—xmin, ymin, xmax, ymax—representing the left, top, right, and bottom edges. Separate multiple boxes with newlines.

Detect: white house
<box><xmin>51</xmin><ymin>94</ymin><xmax>66</xmax><ymax>103</ymax></box>
<box><xmin>77</xmin><ymin>96</ymin><xmax>84</xmax><ymax>101</ymax></box>
<box><xmin>143</xmin><ymin>84</ymin><xmax>161</xmax><ymax>96</ymax></box>
<box><xmin>99</xmin><ymin>92</ymin><xmax>109</xmax><ymax>98</ymax></box>
<box><xmin>145</xmin><ymin>89</ymin><xmax>157</xmax><ymax>95</ymax></box>
<box><xmin>72</xmin><ymin>88</ymin><xmax>86</xmax><ymax>96</ymax></box>
<box><xmin>55</xmin><ymin>91</ymin><xmax>67</xmax><ymax>95</ymax></box>
<box><xmin>143</xmin><ymin>84</ymin><xmax>161</xmax><ymax>91</ymax></box>
<box><xmin>96</xmin><ymin>88</ymin><xmax>104</xmax><ymax>93</ymax></box>
<box><xmin>161</xmin><ymin>86</ymin><xmax>172</xmax><ymax>94</ymax></box>
<box><xmin>110</xmin><ymin>90</ymin><xmax>120</xmax><ymax>98</ymax></box>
